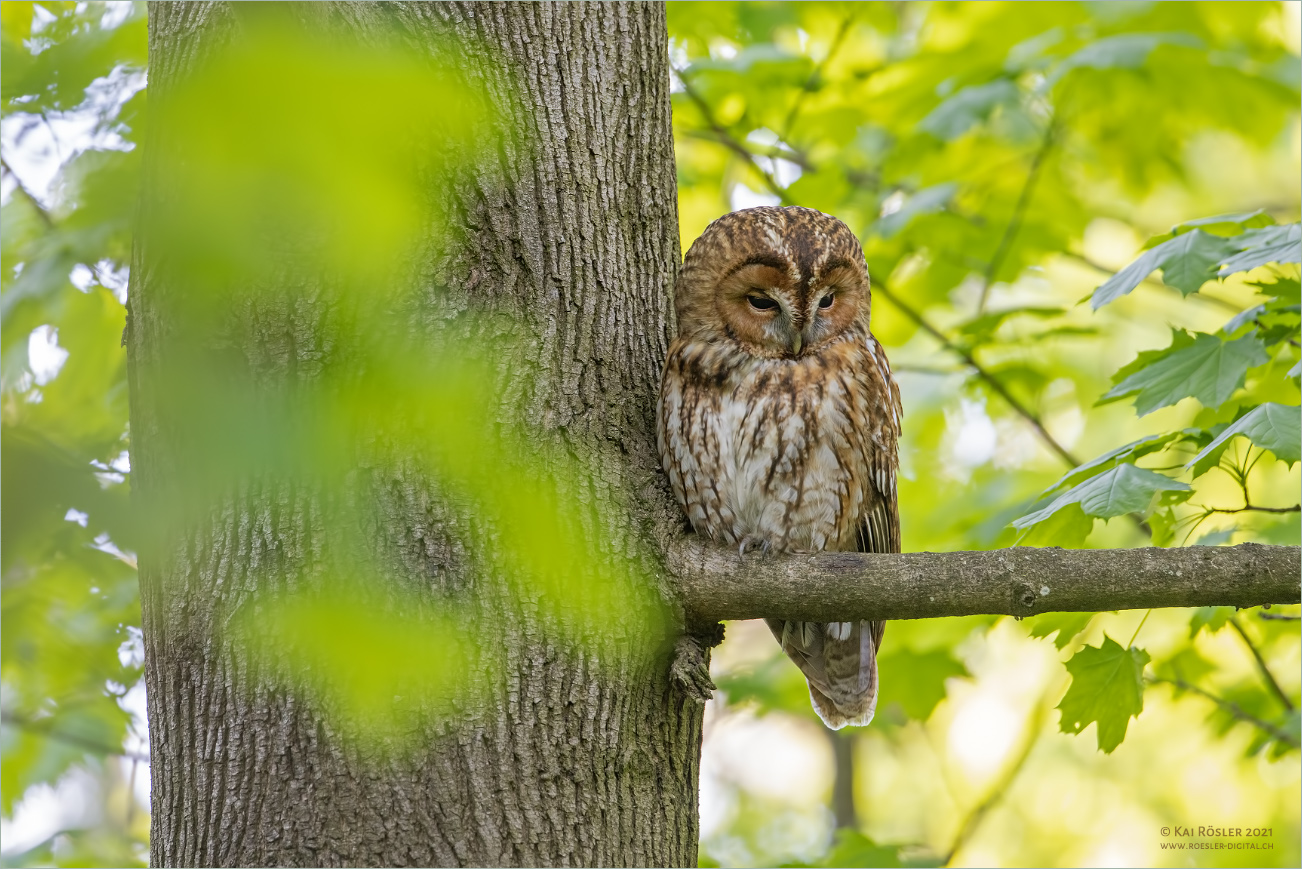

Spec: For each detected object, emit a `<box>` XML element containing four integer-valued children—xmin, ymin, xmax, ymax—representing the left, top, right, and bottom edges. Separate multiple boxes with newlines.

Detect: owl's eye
<box><xmin>747</xmin><ymin>295</ymin><xmax>778</xmax><ymax>311</ymax></box>
<box><xmin>819</xmin><ymin>293</ymin><xmax>835</xmax><ymax>309</ymax></box>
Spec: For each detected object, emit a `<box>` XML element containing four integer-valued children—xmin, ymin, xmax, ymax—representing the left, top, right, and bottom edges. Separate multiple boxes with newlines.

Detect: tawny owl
<box><xmin>657</xmin><ymin>206</ymin><xmax>902</xmax><ymax>730</ymax></box>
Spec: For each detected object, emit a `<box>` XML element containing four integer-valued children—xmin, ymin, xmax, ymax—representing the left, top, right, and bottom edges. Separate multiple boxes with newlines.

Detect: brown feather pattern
<box><xmin>657</xmin><ymin>206</ymin><xmax>902</xmax><ymax>729</ymax></box>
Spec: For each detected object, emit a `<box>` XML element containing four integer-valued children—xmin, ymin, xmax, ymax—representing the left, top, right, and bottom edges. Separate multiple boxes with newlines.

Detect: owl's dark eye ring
<box><xmin>819</xmin><ymin>293</ymin><xmax>835</xmax><ymax>309</ymax></box>
<box><xmin>747</xmin><ymin>295</ymin><xmax>778</xmax><ymax>311</ymax></box>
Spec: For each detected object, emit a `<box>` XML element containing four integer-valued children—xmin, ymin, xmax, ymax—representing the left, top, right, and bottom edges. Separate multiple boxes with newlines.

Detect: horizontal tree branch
<box><xmin>669</xmin><ymin>540</ymin><xmax>1300</xmax><ymax>623</ymax></box>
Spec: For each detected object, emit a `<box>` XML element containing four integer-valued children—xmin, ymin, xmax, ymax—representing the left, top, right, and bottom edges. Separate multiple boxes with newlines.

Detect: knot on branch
<box><xmin>1014</xmin><ymin>581</ymin><xmax>1039</xmax><ymax>612</ymax></box>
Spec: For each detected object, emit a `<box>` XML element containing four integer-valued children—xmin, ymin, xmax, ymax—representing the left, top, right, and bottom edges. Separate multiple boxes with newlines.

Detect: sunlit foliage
<box><xmin>1</xmin><ymin>2</ymin><xmax>1299</xmax><ymax>868</ymax></box>
<box><xmin>2</xmin><ymin>3</ymin><xmax>669</xmax><ymax>864</ymax></box>
<box><xmin>2</xmin><ymin>2</ymin><xmax>146</xmax><ymax>864</ymax></box>
<box><xmin>668</xmin><ymin>2</ymin><xmax>1299</xmax><ymax>866</ymax></box>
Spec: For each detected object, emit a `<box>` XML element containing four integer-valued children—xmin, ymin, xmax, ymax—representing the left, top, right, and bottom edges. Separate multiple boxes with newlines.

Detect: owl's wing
<box><xmin>855</xmin><ymin>334</ymin><xmax>902</xmax><ymax>557</ymax></box>
<box><xmin>848</xmin><ymin>332</ymin><xmax>902</xmax><ymax>692</ymax></box>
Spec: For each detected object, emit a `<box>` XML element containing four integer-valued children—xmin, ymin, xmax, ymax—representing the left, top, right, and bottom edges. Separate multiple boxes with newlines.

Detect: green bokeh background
<box><xmin>1</xmin><ymin>2</ymin><xmax>1298</xmax><ymax>867</ymax></box>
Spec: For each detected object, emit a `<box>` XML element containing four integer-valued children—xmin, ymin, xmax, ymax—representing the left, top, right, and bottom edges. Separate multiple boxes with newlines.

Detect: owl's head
<box><xmin>674</xmin><ymin>206</ymin><xmax>871</xmax><ymax>359</ymax></box>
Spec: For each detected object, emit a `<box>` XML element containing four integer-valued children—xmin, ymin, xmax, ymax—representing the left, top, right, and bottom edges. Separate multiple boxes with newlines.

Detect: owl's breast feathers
<box><xmin>658</xmin><ymin>320</ymin><xmax>901</xmax><ymax>729</ymax></box>
<box><xmin>657</xmin><ymin>322</ymin><xmax>900</xmax><ymax>555</ymax></box>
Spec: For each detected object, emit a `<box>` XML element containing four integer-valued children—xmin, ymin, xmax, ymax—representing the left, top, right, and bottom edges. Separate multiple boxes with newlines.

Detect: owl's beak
<box><xmin>790</xmin><ymin>333</ymin><xmax>803</xmax><ymax>355</ymax></box>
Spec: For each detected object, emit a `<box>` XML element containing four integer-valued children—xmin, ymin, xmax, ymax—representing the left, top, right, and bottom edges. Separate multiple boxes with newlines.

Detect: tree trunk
<box><xmin>128</xmin><ymin>3</ymin><xmax>701</xmax><ymax>866</ymax></box>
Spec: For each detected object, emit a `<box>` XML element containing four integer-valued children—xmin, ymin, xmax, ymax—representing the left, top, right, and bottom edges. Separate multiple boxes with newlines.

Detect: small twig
<box><xmin>679</xmin><ymin>129</ymin><xmax>813</xmax><ymax>170</ymax></box>
<box><xmin>1128</xmin><ymin>609</ymin><xmax>1152</xmax><ymax>647</ymax></box>
<box><xmin>1208</xmin><ymin>504</ymin><xmax>1302</xmax><ymax>515</ymax></box>
<box><xmin>1</xmin><ymin>156</ymin><xmax>55</xmax><ymax>227</ymax></box>
<box><xmin>976</xmin><ymin>122</ymin><xmax>1056</xmax><ymax>314</ymax></box>
<box><xmin>1259</xmin><ymin>612</ymin><xmax>1301</xmax><ymax>622</ymax></box>
<box><xmin>1147</xmin><ymin>676</ymin><xmax>1298</xmax><ymax>748</ymax></box>
<box><xmin>1229</xmin><ymin>616</ymin><xmax>1295</xmax><ymax>712</ymax></box>
<box><xmin>2</xmin><ymin>154</ymin><xmax>120</xmax><ymax>296</ymax></box>
<box><xmin>0</xmin><ymin>712</ymin><xmax>150</xmax><ymax>763</ymax></box>
<box><xmin>779</xmin><ymin>12</ymin><xmax>857</xmax><ymax>142</ymax></box>
<box><xmin>943</xmin><ymin>687</ymin><xmax>1052</xmax><ymax>866</ymax></box>
<box><xmin>873</xmin><ymin>280</ymin><xmax>1082</xmax><ymax>469</ymax></box>
<box><xmin>678</xmin><ymin>74</ymin><xmax>795</xmax><ymax>206</ymax></box>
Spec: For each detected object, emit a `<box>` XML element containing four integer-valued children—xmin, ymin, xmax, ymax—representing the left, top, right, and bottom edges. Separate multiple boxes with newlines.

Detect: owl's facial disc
<box><xmin>798</xmin><ymin>265</ymin><xmax>864</xmax><ymax>354</ymax></box>
<box><xmin>714</xmin><ymin>262</ymin><xmax>799</xmax><ymax>357</ymax></box>
<box><xmin>714</xmin><ymin>258</ymin><xmax>867</xmax><ymax>359</ymax></box>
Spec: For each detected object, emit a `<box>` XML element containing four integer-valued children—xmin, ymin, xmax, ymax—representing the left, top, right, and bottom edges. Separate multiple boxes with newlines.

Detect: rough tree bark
<box><xmin>129</xmin><ymin>2</ymin><xmax>700</xmax><ymax>866</ymax></box>
<box><xmin>127</xmin><ymin>3</ymin><xmax>1300</xmax><ymax>867</ymax></box>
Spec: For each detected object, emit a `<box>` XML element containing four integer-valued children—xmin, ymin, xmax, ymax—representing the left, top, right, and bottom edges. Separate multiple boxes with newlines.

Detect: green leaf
<box><xmin>873</xmin><ymin>183</ymin><xmax>959</xmax><ymax>239</ymax></box>
<box><xmin>1013</xmin><ymin>465</ymin><xmax>1189</xmax><ymax>530</ymax></box>
<box><xmin>813</xmin><ymin>829</ymin><xmax>940</xmax><ymax>869</ymax></box>
<box><xmin>1014</xmin><ymin>501</ymin><xmax>1094</xmax><ymax>547</ymax></box>
<box><xmin>1091</xmin><ymin>230</ymin><xmax>1240</xmax><ymax>307</ymax></box>
<box><xmin>1057</xmin><ymin>635</ymin><xmax>1150</xmax><ymax>753</ymax></box>
<box><xmin>1026</xmin><ymin>611</ymin><xmax>1096</xmax><ymax>650</ymax></box>
<box><xmin>919</xmin><ymin>79</ymin><xmax>1020</xmax><ymax>140</ymax></box>
<box><xmin>1253</xmin><ymin>276</ymin><xmax>1301</xmax><ymax>304</ymax></box>
<box><xmin>1217</xmin><ymin>223</ymin><xmax>1302</xmax><ymax>277</ymax></box>
<box><xmin>1186</xmin><ymin>403</ymin><xmax>1301</xmax><ymax>470</ymax></box>
<box><xmin>1146</xmin><ymin>210</ymin><xmax>1275</xmax><ymax>246</ymax></box>
<box><xmin>1151</xmin><ymin>645</ymin><xmax>1216</xmax><ymax>686</ymax></box>
<box><xmin>1102</xmin><ymin>331</ymin><xmax>1269</xmax><ymax>416</ymax></box>
<box><xmin>1192</xmin><ymin>528</ymin><xmax>1235</xmax><ymax>547</ymax></box>
<box><xmin>1039</xmin><ymin>433</ymin><xmax>1180</xmax><ymax>496</ymax></box>
<box><xmin>1221</xmin><ymin>304</ymin><xmax>1265</xmax><ymax>335</ymax></box>
<box><xmin>875</xmin><ymin>648</ymin><xmax>968</xmax><ymax>722</ymax></box>
<box><xmin>714</xmin><ymin>653</ymin><xmax>822</xmax><ymax>721</ymax></box>
<box><xmin>1189</xmin><ymin>606</ymin><xmax>1235</xmax><ymax>638</ymax></box>
<box><xmin>1052</xmin><ymin>32</ymin><xmax>1202</xmax><ymax>82</ymax></box>
<box><xmin>1271</xmin><ymin>711</ymin><xmax>1301</xmax><ymax>760</ymax></box>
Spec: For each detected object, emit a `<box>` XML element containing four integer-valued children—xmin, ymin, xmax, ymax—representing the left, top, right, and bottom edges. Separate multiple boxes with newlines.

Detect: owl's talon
<box><xmin>737</xmin><ymin>536</ymin><xmax>770</xmax><ymax>557</ymax></box>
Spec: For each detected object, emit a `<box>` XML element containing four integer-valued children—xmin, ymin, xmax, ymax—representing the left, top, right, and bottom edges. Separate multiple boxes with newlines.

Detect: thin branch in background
<box><xmin>1148</xmin><ymin>676</ymin><xmax>1299</xmax><ymax>748</ymax></box>
<box><xmin>891</xmin><ymin>363</ymin><xmax>965</xmax><ymax>376</ymax></box>
<box><xmin>1259</xmin><ymin>612</ymin><xmax>1301</xmax><ymax>622</ymax></box>
<box><xmin>943</xmin><ymin>686</ymin><xmax>1053</xmax><ymax>867</ymax></box>
<box><xmin>1127</xmin><ymin>609</ymin><xmax>1152</xmax><ymax>647</ymax></box>
<box><xmin>976</xmin><ymin>122</ymin><xmax>1056</xmax><ymax>315</ymax></box>
<box><xmin>0</xmin><ymin>712</ymin><xmax>151</xmax><ymax>763</ymax></box>
<box><xmin>1</xmin><ymin>155</ymin><xmax>55</xmax><ymax>228</ymax></box>
<box><xmin>2</xmin><ymin>155</ymin><xmax>120</xmax><ymax>295</ymax></box>
<box><xmin>1210</xmin><ymin>504</ymin><xmax>1302</xmax><ymax>515</ymax></box>
<box><xmin>779</xmin><ymin>12</ymin><xmax>857</xmax><ymax>143</ymax></box>
<box><xmin>1229</xmin><ymin>616</ymin><xmax>1295</xmax><ymax>712</ymax></box>
<box><xmin>679</xmin><ymin>129</ymin><xmax>813</xmax><ymax>171</ymax></box>
<box><xmin>873</xmin><ymin>280</ymin><xmax>1083</xmax><ymax>469</ymax></box>
<box><xmin>678</xmin><ymin>74</ymin><xmax>795</xmax><ymax>206</ymax></box>
<box><xmin>827</xmin><ymin>728</ymin><xmax>857</xmax><ymax>830</ymax></box>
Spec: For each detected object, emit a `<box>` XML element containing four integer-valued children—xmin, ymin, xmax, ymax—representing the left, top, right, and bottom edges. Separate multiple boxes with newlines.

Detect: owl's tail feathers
<box><xmin>766</xmin><ymin>618</ymin><xmax>884</xmax><ymax>730</ymax></box>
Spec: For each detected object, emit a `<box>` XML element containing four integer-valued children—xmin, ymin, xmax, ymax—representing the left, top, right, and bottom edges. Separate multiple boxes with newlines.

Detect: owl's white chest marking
<box><xmin>659</xmin><ymin>338</ymin><xmax>877</xmax><ymax>554</ymax></box>
<box><xmin>713</xmin><ymin>366</ymin><xmax>859</xmax><ymax>550</ymax></box>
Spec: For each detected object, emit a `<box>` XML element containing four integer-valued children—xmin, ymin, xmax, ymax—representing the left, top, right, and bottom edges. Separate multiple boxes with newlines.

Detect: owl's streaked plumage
<box><xmin>657</xmin><ymin>206</ymin><xmax>902</xmax><ymax>729</ymax></box>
